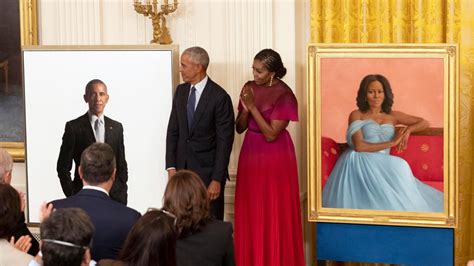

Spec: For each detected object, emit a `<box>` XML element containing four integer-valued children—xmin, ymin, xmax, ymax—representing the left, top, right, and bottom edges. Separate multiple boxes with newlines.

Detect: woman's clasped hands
<box><xmin>240</xmin><ymin>85</ymin><xmax>255</xmax><ymax>111</ymax></box>
<box><xmin>393</xmin><ymin>127</ymin><xmax>410</xmax><ymax>152</ymax></box>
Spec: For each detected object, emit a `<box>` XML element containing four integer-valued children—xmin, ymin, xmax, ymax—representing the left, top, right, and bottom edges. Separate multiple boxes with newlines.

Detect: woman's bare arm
<box><xmin>248</xmin><ymin>106</ymin><xmax>289</xmax><ymax>142</ymax></box>
<box><xmin>236</xmin><ymin>110</ymin><xmax>249</xmax><ymax>134</ymax></box>
<box><xmin>392</xmin><ymin>111</ymin><xmax>429</xmax><ymax>133</ymax></box>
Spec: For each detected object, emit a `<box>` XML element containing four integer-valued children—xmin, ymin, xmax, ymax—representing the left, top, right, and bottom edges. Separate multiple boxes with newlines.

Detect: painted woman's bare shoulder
<box><xmin>348</xmin><ymin>110</ymin><xmax>362</xmax><ymax>123</ymax></box>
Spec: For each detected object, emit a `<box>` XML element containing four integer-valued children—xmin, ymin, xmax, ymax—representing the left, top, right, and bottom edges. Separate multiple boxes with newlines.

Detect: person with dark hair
<box><xmin>234</xmin><ymin>48</ymin><xmax>304</xmax><ymax>266</ymax></box>
<box><xmin>322</xmin><ymin>74</ymin><xmax>443</xmax><ymax>211</ymax></box>
<box><xmin>166</xmin><ymin>46</ymin><xmax>235</xmax><ymax>220</ymax></box>
<box><xmin>51</xmin><ymin>143</ymin><xmax>140</xmax><ymax>261</ymax></box>
<box><xmin>356</xmin><ymin>74</ymin><xmax>394</xmax><ymax>114</ymax></box>
<box><xmin>0</xmin><ymin>183</ymin><xmax>34</xmax><ymax>265</ymax></box>
<box><xmin>57</xmin><ymin>79</ymin><xmax>129</xmax><ymax>205</ymax></box>
<box><xmin>0</xmin><ymin>147</ymin><xmax>40</xmax><ymax>256</ymax></box>
<box><xmin>163</xmin><ymin>170</ymin><xmax>234</xmax><ymax>266</ymax></box>
<box><xmin>38</xmin><ymin>208</ymin><xmax>95</xmax><ymax>266</ymax></box>
<box><xmin>98</xmin><ymin>209</ymin><xmax>177</xmax><ymax>266</ymax></box>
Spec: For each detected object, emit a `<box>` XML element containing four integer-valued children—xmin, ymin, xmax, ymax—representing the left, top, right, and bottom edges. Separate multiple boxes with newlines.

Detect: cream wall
<box><xmin>37</xmin><ymin>0</ymin><xmax>308</xmax><ymax>176</ymax></box>
<box><xmin>18</xmin><ymin>0</ymin><xmax>312</xmax><ymax>264</ymax></box>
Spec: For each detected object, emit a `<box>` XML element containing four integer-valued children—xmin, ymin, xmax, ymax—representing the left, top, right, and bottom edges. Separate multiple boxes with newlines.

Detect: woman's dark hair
<box><xmin>0</xmin><ymin>183</ymin><xmax>21</xmax><ymax>239</ymax></box>
<box><xmin>118</xmin><ymin>210</ymin><xmax>177</xmax><ymax>266</ymax></box>
<box><xmin>254</xmin><ymin>48</ymin><xmax>287</xmax><ymax>78</ymax></box>
<box><xmin>163</xmin><ymin>170</ymin><xmax>211</xmax><ymax>238</ymax></box>
<box><xmin>356</xmin><ymin>74</ymin><xmax>394</xmax><ymax>113</ymax></box>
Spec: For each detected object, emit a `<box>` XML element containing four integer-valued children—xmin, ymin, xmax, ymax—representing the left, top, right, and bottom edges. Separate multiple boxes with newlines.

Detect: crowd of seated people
<box><xmin>0</xmin><ymin>145</ymin><xmax>235</xmax><ymax>266</ymax></box>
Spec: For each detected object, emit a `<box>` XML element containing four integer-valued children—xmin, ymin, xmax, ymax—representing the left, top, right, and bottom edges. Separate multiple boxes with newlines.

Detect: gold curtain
<box><xmin>310</xmin><ymin>0</ymin><xmax>474</xmax><ymax>265</ymax></box>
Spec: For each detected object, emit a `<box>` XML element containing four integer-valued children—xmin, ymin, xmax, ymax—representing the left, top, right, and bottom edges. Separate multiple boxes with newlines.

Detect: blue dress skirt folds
<box><xmin>322</xmin><ymin>119</ymin><xmax>443</xmax><ymax>212</ymax></box>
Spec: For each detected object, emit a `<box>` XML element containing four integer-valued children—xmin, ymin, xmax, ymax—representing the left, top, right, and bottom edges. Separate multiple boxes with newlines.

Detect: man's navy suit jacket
<box><xmin>166</xmin><ymin>78</ymin><xmax>235</xmax><ymax>219</ymax></box>
<box><xmin>50</xmin><ymin>189</ymin><xmax>140</xmax><ymax>261</ymax></box>
<box><xmin>166</xmin><ymin>78</ymin><xmax>234</xmax><ymax>185</ymax></box>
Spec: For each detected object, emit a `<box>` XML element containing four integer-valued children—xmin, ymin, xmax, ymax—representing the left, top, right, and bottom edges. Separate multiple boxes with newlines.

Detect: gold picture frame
<box><xmin>0</xmin><ymin>0</ymin><xmax>38</xmax><ymax>161</ymax></box>
<box><xmin>307</xmin><ymin>44</ymin><xmax>459</xmax><ymax>228</ymax></box>
<box><xmin>20</xmin><ymin>0</ymin><xmax>39</xmax><ymax>46</ymax></box>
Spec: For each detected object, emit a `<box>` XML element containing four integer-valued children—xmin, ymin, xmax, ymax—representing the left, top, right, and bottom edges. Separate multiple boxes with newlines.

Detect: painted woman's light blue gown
<box><xmin>322</xmin><ymin>119</ymin><xmax>443</xmax><ymax>212</ymax></box>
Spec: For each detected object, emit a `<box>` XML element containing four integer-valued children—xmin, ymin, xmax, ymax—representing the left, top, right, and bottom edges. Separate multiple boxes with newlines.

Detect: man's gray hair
<box><xmin>0</xmin><ymin>148</ymin><xmax>13</xmax><ymax>183</ymax></box>
<box><xmin>183</xmin><ymin>46</ymin><xmax>210</xmax><ymax>70</ymax></box>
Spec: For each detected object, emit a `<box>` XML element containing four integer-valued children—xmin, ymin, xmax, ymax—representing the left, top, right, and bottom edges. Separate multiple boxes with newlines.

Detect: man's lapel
<box><xmin>80</xmin><ymin>113</ymin><xmax>96</xmax><ymax>144</ymax></box>
<box><xmin>104</xmin><ymin>116</ymin><xmax>115</xmax><ymax>144</ymax></box>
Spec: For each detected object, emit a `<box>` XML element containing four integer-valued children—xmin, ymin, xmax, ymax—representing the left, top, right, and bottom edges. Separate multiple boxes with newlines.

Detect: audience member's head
<box><xmin>117</xmin><ymin>210</ymin><xmax>177</xmax><ymax>266</ymax></box>
<box><xmin>163</xmin><ymin>170</ymin><xmax>211</xmax><ymax>238</ymax></box>
<box><xmin>0</xmin><ymin>183</ymin><xmax>21</xmax><ymax>240</ymax></box>
<box><xmin>0</xmin><ymin>148</ymin><xmax>13</xmax><ymax>184</ymax></box>
<box><xmin>40</xmin><ymin>208</ymin><xmax>95</xmax><ymax>266</ymax></box>
<box><xmin>79</xmin><ymin>143</ymin><xmax>116</xmax><ymax>189</ymax></box>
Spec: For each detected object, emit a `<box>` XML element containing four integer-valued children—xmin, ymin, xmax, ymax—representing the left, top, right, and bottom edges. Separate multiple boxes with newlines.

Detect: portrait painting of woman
<box><xmin>308</xmin><ymin>44</ymin><xmax>458</xmax><ymax>227</ymax></box>
<box><xmin>322</xmin><ymin>74</ymin><xmax>443</xmax><ymax>212</ymax></box>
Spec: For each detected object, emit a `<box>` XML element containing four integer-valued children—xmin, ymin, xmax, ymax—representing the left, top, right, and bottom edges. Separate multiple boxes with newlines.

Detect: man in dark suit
<box><xmin>57</xmin><ymin>79</ymin><xmax>128</xmax><ymax>205</ymax></box>
<box><xmin>51</xmin><ymin>143</ymin><xmax>140</xmax><ymax>261</ymax></box>
<box><xmin>166</xmin><ymin>46</ymin><xmax>235</xmax><ymax>220</ymax></box>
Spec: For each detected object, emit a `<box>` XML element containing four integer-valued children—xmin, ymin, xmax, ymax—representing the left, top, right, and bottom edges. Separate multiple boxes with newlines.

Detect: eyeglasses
<box><xmin>42</xmin><ymin>239</ymin><xmax>89</xmax><ymax>250</ymax></box>
<box><xmin>147</xmin><ymin>208</ymin><xmax>177</xmax><ymax>227</ymax></box>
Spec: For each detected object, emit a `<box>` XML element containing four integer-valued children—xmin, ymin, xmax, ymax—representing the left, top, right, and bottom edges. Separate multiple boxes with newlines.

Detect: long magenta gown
<box><xmin>234</xmin><ymin>80</ymin><xmax>304</xmax><ymax>266</ymax></box>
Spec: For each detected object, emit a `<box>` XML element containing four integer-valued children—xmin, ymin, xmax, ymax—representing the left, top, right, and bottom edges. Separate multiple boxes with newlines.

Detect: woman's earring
<box><xmin>268</xmin><ymin>75</ymin><xmax>274</xmax><ymax>87</ymax></box>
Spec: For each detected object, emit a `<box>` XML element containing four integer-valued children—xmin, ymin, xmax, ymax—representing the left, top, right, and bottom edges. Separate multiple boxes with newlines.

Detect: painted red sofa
<box><xmin>321</xmin><ymin>128</ymin><xmax>444</xmax><ymax>192</ymax></box>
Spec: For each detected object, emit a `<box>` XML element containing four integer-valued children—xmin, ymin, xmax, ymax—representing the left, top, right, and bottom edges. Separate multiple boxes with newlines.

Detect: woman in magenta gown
<box><xmin>234</xmin><ymin>49</ymin><xmax>304</xmax><ymax>266</ymax></box>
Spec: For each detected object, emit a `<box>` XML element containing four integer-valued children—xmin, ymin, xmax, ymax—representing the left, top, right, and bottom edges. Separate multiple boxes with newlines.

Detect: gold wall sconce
<box><xmin>133</xmin><ymin>0</ymin><xmax>178</xmax><ymax>44</ymax></box>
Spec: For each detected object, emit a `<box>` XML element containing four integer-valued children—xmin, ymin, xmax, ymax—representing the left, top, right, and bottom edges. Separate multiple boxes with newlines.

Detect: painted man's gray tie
<box><xmin>94</xmin><ymin>118</ymin><xmax>104</xmax><ymax>143</ymax></box>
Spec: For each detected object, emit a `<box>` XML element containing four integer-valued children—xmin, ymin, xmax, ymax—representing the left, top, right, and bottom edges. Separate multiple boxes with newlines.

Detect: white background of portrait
<box><xmin>23</xmin><ymin>47</ymin><xmax>176</xmax><ymax>223</ymax></box>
